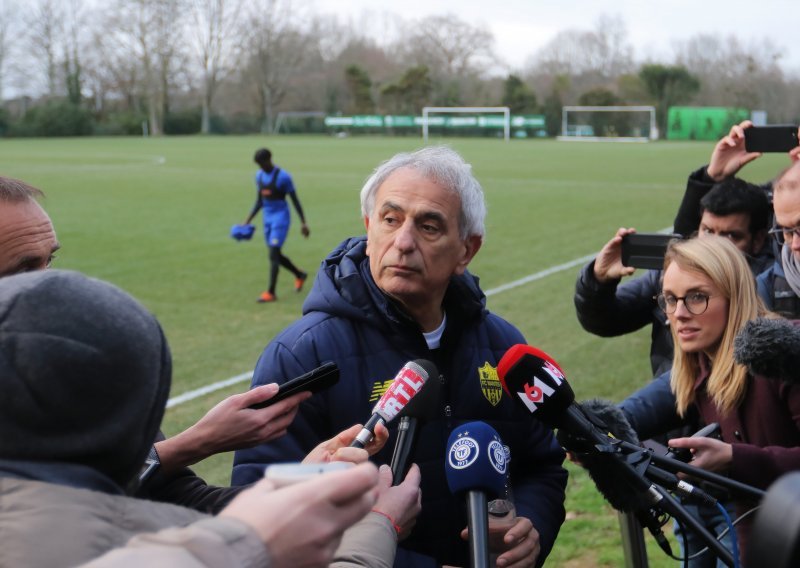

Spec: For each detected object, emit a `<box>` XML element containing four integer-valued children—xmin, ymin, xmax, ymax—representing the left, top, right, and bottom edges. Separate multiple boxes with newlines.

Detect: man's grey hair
<box><xmin>0</xmin><ymin>176</ymin><xmax>44</xmax><ymax>202</ymax></box>
<box><xmin>359</xmin><ymin>146</ymin><xmax>486</xmax><ymax>239</ymax></box>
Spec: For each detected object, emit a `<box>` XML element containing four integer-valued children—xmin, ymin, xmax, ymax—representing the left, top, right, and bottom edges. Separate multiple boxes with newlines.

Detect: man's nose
<box><xmin>393</xmin><ymin>221</ymin><xmax>416</xmax><ymax>252</ymax></box>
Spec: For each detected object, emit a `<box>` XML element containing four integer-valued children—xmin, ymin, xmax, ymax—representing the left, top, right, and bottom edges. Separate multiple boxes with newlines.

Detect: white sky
<box><xmin>314</xmin><ymin>0</ymin><xmax>800</xmax><ymax>75</ymax></box>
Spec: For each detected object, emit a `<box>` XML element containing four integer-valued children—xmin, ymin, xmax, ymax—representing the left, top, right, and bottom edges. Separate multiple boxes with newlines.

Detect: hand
<box><xmin>668</xmin><ymin>436</ymin><xmax>733</xmax><ymax>474</ymax></box>
<box><xmin>460</xmin><ymin>516</ymin><xmax>541</xmax><ymax>568</ymax></box>
<box><xmin>220</xmin><ymin>462</ymin><xmax>379</xmax><ymax>568</ymax></box>
<box><xmin>155</xmin><ymin>384</ymin><xmax>311</xmax><ymax>471</ymax></box>
<box><xmin>372</xmin><ymin>464</ymin><xmax>422</xmax><ymax>541</ymax></box>
<box><xmin>301</xmin><ymin>223</ymin><xmax>310</xmax><ymax>238</ymax></box>
<box><xmin>706</xmin><ymin>120</ymin><xmax>761</xmax><ymax>181</ymax></box>
<box><xmin>593</xmin><ymin>227</ymin><xmax>637</xmax><ymax>283</ymax></box>
<box><xmin>303</xmin><ymin>422</ymin><xmax>390</xmax><ymax>464</ymax></box>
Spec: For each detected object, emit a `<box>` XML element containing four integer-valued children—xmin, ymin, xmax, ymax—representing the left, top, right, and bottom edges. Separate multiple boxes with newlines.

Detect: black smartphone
<box><xmin>621</xmin><ymin>233</ymin><xmax>678</xmax><ymax>270</ymax></box>
<box><xmin>744</xmin><ymin>125</ymin><xmax>799</xmax><ymax>153</ymax></box>
<box><xmin>249</xmin><ymin>361</ymin><xmax>339</xmax><ymax>409</ymax></box>
<box><xmin>666</xmin><ymin>422</ymin><xmax>721</xmax><ymax>462</ymax></box>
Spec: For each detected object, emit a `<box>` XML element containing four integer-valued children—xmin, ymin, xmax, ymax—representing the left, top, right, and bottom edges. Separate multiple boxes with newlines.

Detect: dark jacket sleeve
<box><xmin>574</xmin><ymin>260</ymin><xmax>662</xmax><ymax>338</ymax></box>
<box><xmin>136</xmin><ymin>467</ymin><xmax>247</xmax><ymax>515</ymax></box>
<box><xmin>618</xmin><ymin>371</ymin><xmax>684</xmax><ymax>441</ymax></box>
<box><xmin>673</xmin><ymin>166</ymin><xmax>715</xmax><ymax>237</ymax></box>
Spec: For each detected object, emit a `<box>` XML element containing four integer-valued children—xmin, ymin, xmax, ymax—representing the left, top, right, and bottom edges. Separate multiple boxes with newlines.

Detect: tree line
<box><xmin>0</xmin><ymin>2</ymin><xmax>797</xmax><ymax>137</ymax></box>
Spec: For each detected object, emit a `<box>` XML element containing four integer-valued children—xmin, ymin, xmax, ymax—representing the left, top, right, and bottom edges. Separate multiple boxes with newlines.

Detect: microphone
<box><xmin>734</xmin><ymin>317</ymin><xmax>800</xmax><ymax>382</ymax></box>
<box><xmin>497</xmin><ymin>345</ymin><xmax>737</xmax><ymax>566</ymax></box>
<box><xmin>496</xmin><ymin>345</ymin><xmax>651</xmax><ymax>512</ymax></box>
<box><xmin>350</xmin><ymin>359</ymin><xmax>432</xmax><ymax>449</ymax></box>
<box><xmin>389</xmin><ymin>360</ymin><xmax>440</xmax><ymax>485</ymax></box>
<box><xmin>445</xmin><ymin>421</ymin><xmax>508</xmax><ymax>568</ymax></box>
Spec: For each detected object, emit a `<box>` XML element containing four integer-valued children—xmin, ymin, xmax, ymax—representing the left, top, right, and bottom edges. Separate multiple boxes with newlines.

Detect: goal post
<box><xmin>273</xmin><ymin>111</ymin><xmax>326</xmax><ymax>134</ymax></box>
<box><xmin>559</xmin><ymin>105</ymin><xmax>658</xmax><ymax>142</ymax></box>
<box><xmin>422</xmin><ymin>106</ymin><xmax>511</xmax><ymax>142</ymax></box>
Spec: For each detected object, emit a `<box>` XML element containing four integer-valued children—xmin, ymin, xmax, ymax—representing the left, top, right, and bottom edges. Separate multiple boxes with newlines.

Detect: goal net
<box><xmin>273</xmin><ymin>111</ymin><xmax>327</xmax><ymax>134</ymax></box>
<box><xmin>422</xmin><ymin>107</ymin><xmax>510</xmax><ymax>142</ymax></box>
<box><xmin>559</xmin><ymin>106</ymin><xmax>657</xmax><ymax>142</ymax></box>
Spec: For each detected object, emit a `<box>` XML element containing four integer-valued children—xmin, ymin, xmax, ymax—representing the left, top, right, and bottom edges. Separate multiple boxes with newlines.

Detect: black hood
<box><xmin>0</xmin><ymin>270</ymin><xmax>171</xmax><ymax>489</ymax></box>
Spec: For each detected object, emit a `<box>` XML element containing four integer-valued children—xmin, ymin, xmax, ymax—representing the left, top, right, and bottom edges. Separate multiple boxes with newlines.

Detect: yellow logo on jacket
<box><xmin>479</xmin><ymin>362</ymin><xmax>503</xmax><ymax>406</ymax></box>
<box><xmin>369</xmin><ymin>379</ymin><xmax>394</xmax><ymax>403</ymax></box>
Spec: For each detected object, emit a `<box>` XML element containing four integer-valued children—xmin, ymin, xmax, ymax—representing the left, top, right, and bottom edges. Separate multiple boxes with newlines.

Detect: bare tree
<box><xmin>244</xmin><ymin>0</ymin><xmax>314</xmax><ymax>133</ymax></box>
<box><xmin>25</xmin><ymin>0</ymin><xmax>64</xmax><ymax>97</ymax></box>
<box><xmin>109</xmin><ymin>0</ymin><xmax>186</xmax><ymax>135</ymax></box>
<box><xmin>0</xmin><ymin>0</ymin><xmax>16</xmax><ymax>101</ymax></box>
<box><xmin>674</xmin><ymin>33</ymin><xmax>788</xmax><ymax>115</ymax></box>
<box><xmin>189</xmin><ymin>0</ymin><xmax>244</xmax><ymax>134</ymax></box>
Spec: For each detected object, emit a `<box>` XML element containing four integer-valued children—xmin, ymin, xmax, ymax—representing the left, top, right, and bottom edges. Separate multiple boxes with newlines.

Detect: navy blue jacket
<box><xmin>232</xmin><ymin>237</ymin><xmax>567</xmax><ymax>567</ymax></box>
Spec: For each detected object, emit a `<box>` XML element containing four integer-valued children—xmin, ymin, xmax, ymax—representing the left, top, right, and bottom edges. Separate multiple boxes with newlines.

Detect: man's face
<box><xmin>364</xmin><ymin>167</ymin><xmax>481</xmax><ymax>322</ymax></box>
<box><xmin>774</xmin><ymin>165</ymin><xmax>800</xmax><ymax>260</ymax></box>
<box><xmin>698</xmin><ymin>211</ymin><xmax>763</xmax><ymax>256</ymax></box>
<box><xmin>0</xmin><ymin>199</ymin><xmax>59</xmax><ymax>277</ymax></box>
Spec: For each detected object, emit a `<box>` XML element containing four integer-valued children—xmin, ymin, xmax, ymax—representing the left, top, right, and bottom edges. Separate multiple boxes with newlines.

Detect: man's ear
<box><xmin>363</xmin><ymin>216</ymin><xmax>370</xmax><ymax>231</ymax></box>
<box><xmin>453</xmin><ymin>235</ymin><xmax>482</xmax><ymax>275</ymax></box>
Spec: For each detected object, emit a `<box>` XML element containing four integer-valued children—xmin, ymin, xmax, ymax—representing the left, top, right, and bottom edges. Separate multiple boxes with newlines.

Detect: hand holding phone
<box><xmin>620</xmin><ymin>233</ymin><xmax>679</xmax><ymax>270</ymax></box>
<box><xmin>249</xmin><ymin>362</ymin><xmax>339</xmax><ymax>409</ymax></box>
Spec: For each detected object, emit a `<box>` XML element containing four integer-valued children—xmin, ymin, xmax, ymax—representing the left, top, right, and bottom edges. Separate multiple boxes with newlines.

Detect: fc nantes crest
<box><xmin>478</xmin><ymin>362</ymin><xmax>503</xmax><ymax>406</ymax></box>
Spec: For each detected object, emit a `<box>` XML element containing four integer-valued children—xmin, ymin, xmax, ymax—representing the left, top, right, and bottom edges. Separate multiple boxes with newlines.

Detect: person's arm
<box><xmin>618</xmin><ymin>370</ymin><xmax>684</xmax><ymax>441</ymax></box>
<box><xmin>88</xmin><ymin>463</ymin><xmax>381</xmax><ymax>568</ymax></box>
<box><xmin>155</xmin><ymin>385</ymin><xmax>311</xmax><ymax>474</ymax></box>
<box><xmin>673</xmin><ymin>120</ymin><xmax>763</xmax><ymax>237</ymax></box>
<box><xmin>232</xmin><ymin>342</ymin><xmax>330</xmax><ymax>486</ymax></box>
<box><xmin>331</xmin><ymin>464</ymin><xmax>422</xmax><ymax>568</ymax></box>
<box><xmin>288</xmin><ymin>192</ymin><xmax>309</xmax><ymax>237</ymax></box>
<box><xmin>574</xmin><ymin>258</ymin><xmax>662</xmax><ymax>338</ymax></box>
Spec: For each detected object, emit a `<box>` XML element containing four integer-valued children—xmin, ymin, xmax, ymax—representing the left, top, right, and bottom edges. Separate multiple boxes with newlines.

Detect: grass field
<box><xmin>1</xmin><ymin>134</ymin><xmax>789</xmax><ymax>566</ymax></box>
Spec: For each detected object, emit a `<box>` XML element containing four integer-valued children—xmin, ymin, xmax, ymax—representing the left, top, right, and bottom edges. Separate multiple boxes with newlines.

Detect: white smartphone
<box><xmin>263</xmin><ymin>462</ymin><xmax>354</xmax><ymax>487</ymax></box>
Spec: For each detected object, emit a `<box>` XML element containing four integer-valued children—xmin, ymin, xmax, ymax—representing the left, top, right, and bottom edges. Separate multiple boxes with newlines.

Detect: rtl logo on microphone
<box><xmin>516</xmin><ymin>358</ymin><xmax>564</xmax><ymax>415</ymax></box>
<box><xmin>376</xmin><ymin>366</ymin><xmax>426</xmax><ymax>419</ymax></box>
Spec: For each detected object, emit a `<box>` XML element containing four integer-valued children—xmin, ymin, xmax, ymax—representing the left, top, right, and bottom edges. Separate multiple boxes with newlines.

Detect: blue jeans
<box><xmin>674</xmin><ymin>500</ymin><xmax>737</xmax><ymax>568</ymax></box>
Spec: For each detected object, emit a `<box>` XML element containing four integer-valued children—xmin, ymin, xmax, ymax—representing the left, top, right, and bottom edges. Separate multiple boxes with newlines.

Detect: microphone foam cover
<box><xmin>581</xmin><ymin>399</ymin><xmax>640</xmax><ymax>445</ymax></box>
<box><xmin>445</xmin><ymin>421</ymin><xmax>507</xmax><ymax>498</ymax></box>
<box><xmin>734</xmin><ymin>318</ymin><xmax>800</xmax><ymax>382</ymax></box>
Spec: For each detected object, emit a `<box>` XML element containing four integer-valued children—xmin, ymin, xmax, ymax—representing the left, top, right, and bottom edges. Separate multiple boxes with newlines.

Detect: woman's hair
<box><xmin>665</xmin><ymin>236</ymin><xmax>771</xmax><ymax>416</ymax></box>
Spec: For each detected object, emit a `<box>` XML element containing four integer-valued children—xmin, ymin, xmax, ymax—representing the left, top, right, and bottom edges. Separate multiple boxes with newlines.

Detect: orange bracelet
<box><xmin>371</xmin><ymin>509</ymin><xmax>402</xmax><ymax>537</ymax></box>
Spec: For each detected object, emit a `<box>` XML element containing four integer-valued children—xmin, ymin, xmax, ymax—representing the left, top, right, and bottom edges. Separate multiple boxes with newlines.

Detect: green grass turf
<box><xmin>0</xmin><ymin>134</ymin><xmax>789</xmax><ymax>566</ymax></box>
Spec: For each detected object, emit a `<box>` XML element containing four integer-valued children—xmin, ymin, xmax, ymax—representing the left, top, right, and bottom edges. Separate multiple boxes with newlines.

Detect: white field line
<box><xmin>167</xmin><ymin>227</ymin><xmax>673</xmax><ymax>408</ymax></box>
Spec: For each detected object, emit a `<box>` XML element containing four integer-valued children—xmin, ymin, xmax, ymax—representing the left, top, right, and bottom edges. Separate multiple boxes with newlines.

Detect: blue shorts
<box><xmin>263</xmin><ymin>222</ymin><xmax>289</xmax><ymax>248</ymax></box>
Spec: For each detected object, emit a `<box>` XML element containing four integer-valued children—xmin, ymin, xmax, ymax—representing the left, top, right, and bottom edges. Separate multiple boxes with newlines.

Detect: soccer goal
<box><xmin>273</xmin><ymin>111</ymin><xmax>327</xmax><ymax>134</ymax></box>
<box><xmin>422</xmin><ymin>107</ymin><xmax>510</xmax><ymax>142</ymax></box>
<box><xmin>559</xmin><ymin>106</ymin><xmax>657</xmax><ymax>142</ymax></box>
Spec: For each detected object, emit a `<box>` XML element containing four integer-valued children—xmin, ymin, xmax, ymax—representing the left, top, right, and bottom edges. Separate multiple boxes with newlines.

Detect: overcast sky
<box><xmin>314</xmin><ymin>0</ymin><xmax>800</xmax><ymax>75</ymax></box>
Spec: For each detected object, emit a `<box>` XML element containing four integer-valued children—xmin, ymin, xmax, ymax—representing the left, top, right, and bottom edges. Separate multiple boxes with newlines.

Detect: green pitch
<box><xmin>0</xmin><ymin>135</ymin><xmax>787</xmax><ymax>566</ymax></box>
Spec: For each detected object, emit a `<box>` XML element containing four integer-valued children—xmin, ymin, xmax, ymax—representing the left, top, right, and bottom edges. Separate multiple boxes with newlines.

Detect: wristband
<box><xmin>371</xmin><ymin>509</ymin><xmax>402</xmax><ymax>538</ymax></box>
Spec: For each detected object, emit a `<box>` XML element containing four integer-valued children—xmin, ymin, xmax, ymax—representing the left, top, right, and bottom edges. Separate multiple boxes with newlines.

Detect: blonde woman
<box><xmin>659</xmin><ymin>236</ymin><xmax>800</xmax><ymax>559</ymax></box>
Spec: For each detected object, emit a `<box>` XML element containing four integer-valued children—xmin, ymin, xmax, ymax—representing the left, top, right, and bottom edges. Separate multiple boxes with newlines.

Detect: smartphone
<box><xmin>248</xmin><ymin>361</ymin><xmax>339</xmax><ymax>409</ymax></box>
<box><xmin>264</xmin><ymin>461</ymin><xmax>353</xmax><ymax>487</ymax></box>
<box><xmin>744</xmin><ymin>125</ymin><xmax>799</xmax><ymax>153</ymax></box>
<box><xmin>666</xmin><ymin>422</ymin><xmax>721</xmax><ymax>462</ymax></box>
<box><xmin>620</xmin><ymin>233</ymin><xmax>678</xmax><ymax>270</ymax></box>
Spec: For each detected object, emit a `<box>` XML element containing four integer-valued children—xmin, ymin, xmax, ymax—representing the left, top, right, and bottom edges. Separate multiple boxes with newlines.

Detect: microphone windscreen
<box><xmin>566</xmin><ymin>400</ymin><xmax>649</xmax><ymax>513</ymax></box>
<box><xmin>497</xmin><ymin>344</ymin><xmax>575</xmax><ymax>426</ymax></box>
<box><xmin>397</xmin><ymin>359</ymin><xmax>440</xmax><ymax>420</ymax></box>
<box><xmin>580</xmin><ymin>399</ymin><xmax>640</xmax><ymax>445</ymax></box>
<box><xmin>445</xmin><ymin>421</ymin><xmax>507</xmax><ymax>498</ymax></box>
<box><xmin>734</xmin><ymin>318</ymin><xmax>800</xmax><ymax>382</ymax></box>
